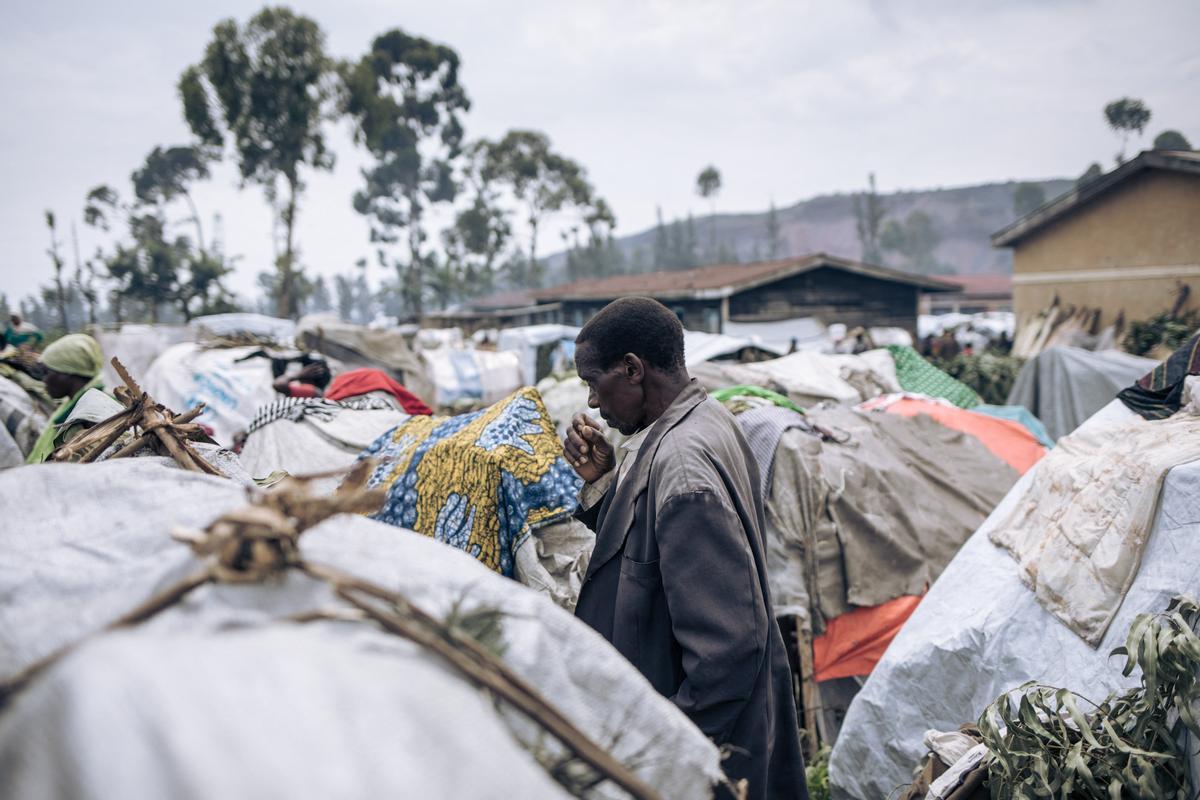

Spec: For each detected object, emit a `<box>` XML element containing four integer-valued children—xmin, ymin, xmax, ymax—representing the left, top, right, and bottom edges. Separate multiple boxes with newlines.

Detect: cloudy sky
<box><xmin>2</xmin><ymin>0</ymin><xmax>1198</xmax><ymax>303</ymax></box>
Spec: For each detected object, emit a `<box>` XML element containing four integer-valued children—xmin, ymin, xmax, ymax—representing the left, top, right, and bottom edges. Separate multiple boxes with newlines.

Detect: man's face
<box><xmin>575</xmin><ymin>342</ymin><xmax>645</xmax><ymax>436</ymax></box>
<box><xmin>42</xmin><ymin>368</ymin><xmax>78</xmax><ymax>399</ymax></box>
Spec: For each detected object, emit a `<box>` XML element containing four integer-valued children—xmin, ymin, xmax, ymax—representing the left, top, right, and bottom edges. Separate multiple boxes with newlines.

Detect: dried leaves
<box><xmin>979</xmin><ymin>594</ymin><xmax>1200</xmax><ymax>799</ymax></box>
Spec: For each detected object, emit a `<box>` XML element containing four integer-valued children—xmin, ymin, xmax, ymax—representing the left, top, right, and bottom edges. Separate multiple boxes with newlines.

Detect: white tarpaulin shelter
<box><xmin>682</xmin><ymin>330</ymin><xmax>782</xmax><ymax>366</ymax></box>
<box><xmin>95</xmin><ymin>324</ymin><xmax>190</xmax><ymax>390</ymax></box>
<box><xmin>143</xmin><ymin>343</ymin><xmax>279</xmax><ymax>447</ymax></box>
<box><xmin>421</xmin><ymin>348</ymin><xmax>522</xmax><ymax>410</ymax></box>
<box><xmin>0</xmin><ymin>459</ymin><xmax>720</xmax><ymax>800</ymax></box>
<box><xmin>738</xmin><ymin>349</ymin><xmax>901</xmax><ymax>406</ymax></box>
<box><xmin>1006</xmin><ymin>345</ymin><xmax>1156</xmax><ymax>440</ymax></box>
<box><xmin>828</xmin><ymin>402</ymin><xmax>1200</xmax><ymax>800</ymax></box>
<box><xmin>723</xmin><ymin>317</ymin><xmax>826</xmax><ymax>354</ymax></box>
<box><xmin>497</xmin><ymin>324</ymin><xmax>580</xmax><ymax>386</ymax></box>
<box><xmin>189</xmin><ymin>313</ymin><xmax>296</xmax><ymax>343</ymax></box>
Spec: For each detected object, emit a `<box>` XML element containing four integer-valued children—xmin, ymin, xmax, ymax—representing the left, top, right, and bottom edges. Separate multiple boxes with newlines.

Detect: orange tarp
<box><xmin>864</xmin><ymin>397</ymin><xmax>1046</xmax><ymax>475</ymax></box>
<box><xmin>813</xmin><ymin>595</ymin><xmax>923</xmax><ymax>681</ymax></box>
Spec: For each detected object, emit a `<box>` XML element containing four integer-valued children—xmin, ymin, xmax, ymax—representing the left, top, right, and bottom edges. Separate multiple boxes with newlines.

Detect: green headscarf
<box><xmin>41</xmin><ymin>334</ymin><xmax>104</xmax><ymax>378</ymax></box>
<box><xmin>27</xmin><ymin>334</ymin><xmax>107</xmax><ymax>464</ymax></box>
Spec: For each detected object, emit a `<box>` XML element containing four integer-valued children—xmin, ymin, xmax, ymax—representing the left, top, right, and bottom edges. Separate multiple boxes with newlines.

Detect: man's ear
<box><xmin>623</xmin><ymin>353</ymin><xmax>645</xmax><ymax>384</ymax></box>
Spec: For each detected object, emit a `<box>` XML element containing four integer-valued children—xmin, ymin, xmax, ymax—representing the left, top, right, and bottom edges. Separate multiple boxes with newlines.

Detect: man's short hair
<box><xmin>576</xmin><ymin>297</ymin><xmax>685</xmax><ymax>372</ymax></box>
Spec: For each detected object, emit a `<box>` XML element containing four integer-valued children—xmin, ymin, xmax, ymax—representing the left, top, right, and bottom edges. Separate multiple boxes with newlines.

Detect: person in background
<box><xmin>271</xmin><ymin>361</ymin><xmax>331</xmax><ymax>398</ymax></box>
<box><xmin>3</xmin><ymin>315</ymin><xmax>43</xmax><ymax>349</ymax></box>
<box><xmin>26</xmin><ymin>334</ymin><xmax>106</xmax><ymax>463</ymax></box>
<box><xmin>563</xmin><ymin>297</ymin><xmax>807</xmax><ymax>800</ymax></box>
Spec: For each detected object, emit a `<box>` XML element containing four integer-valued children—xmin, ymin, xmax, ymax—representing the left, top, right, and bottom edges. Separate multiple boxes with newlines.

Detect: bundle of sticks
<box><xmin>48</xmin><ymin>356</ymin><xmax>223</xmax><ymax>475</ymax></box>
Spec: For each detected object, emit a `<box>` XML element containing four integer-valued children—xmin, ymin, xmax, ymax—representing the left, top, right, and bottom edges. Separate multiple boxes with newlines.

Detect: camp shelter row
<box><xmin>426</xmin><ymin>253</ymin><xmax>960</xmax><ymax>339</ymax></box>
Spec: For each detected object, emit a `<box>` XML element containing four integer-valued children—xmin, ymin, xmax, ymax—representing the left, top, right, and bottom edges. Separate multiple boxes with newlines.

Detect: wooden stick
<box><xmin>109</xmin><ymin>406</ymin><xmax>207</xmax><ymax>460</ymax></box>
<box><xmin>796</xmin><ymin>617</ymin><xmax>820</xmax><ymax>757</ymax></box>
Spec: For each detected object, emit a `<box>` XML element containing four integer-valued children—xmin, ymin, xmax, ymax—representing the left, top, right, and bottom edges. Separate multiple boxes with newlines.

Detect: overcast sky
<box><xmin>2</xmin><ymin>0</ymin><xmax>1198</xmax><ymax>304</ymax></box>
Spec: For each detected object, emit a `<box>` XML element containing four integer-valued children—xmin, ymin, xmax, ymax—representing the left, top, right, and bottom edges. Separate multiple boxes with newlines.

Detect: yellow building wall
<box><xmin>1011</xmin><ymin>169</ymin><xmax>1200</xmax><ymax>328</ymax></box>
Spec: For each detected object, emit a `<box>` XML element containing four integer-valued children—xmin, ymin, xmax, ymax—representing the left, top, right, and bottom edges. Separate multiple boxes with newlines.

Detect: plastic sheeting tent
<box><xmin>681</xmin><ymin>330</ymin><xmax>783</xmax><ymax>366</ymax></box>
<box><xmin>497</xmin><ymin>324</ymin><xmax>579</xmax><ymax>386</ymax></box>
<box><xmin>295</xmin><ymin>315</ymin><xmax>434</xmax><ymax>405</ymax></box>
<box><xmin>827</xmin><ymin>402</ymin><xmax>1200</xmax><ymax>800</ymax></box>
<box><xmin>1007</xmin><ymin>345</ymin><xmax>1156</xmax><ymax>440</ymax></box>
<box><xmin>0</xmin><ymin>459</ymin><xmax>721</xmax><ymax>800</ymax></box>
<box><xmin>189</xmin><ymin>313</ymin><xmax>296</xmax><ymax>343</ymax></box>
<box><xmin>94</xmin><ymin>324</ymin><xmax>190</xmax><ymax>390</ymax></box>
<box><xmin>142</xmin><ymin>343</ymin><xmax>280</xmax><ymax>447</ymax></box>
<box><xmin>724</xmin><ymin>317</ymin><xmax>826</xmax><ymax>354</ymax></box>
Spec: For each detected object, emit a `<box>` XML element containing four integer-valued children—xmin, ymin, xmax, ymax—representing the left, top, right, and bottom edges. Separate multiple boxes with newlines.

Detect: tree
<box><xmin>180</xmin><ymin>7</ymin><xmax>336</xmax><ymax>318</ymax></box>
<box><xmin>441</xmin><ymin>140</ymin><xmax>512</xmax><ymax>300</ymax></box>
<box><xmin>131</xmin><ymin>145</ymin><xmax>214</xmax><ymax>255</ymax></box>
<box><xmin>1153</xmin><ymin>130</ymin><xmax>1192</xmax><ymax>151</ymax></box>
<box><xmin>482</xmin><ymin>130</ymin><xmax>598</xmax><ymax>288</ymax></box>
<box><xmin>342</xmin><ymin>28</ymin><xmax>469</xmax><ymax>318</ymax></box>
<box><xmin>1077</xmin><ymin>162</ymin><xmax>1104</xmax><ymax>188</ymax></box>
<box><xmin>1104</xmin><ymin>97</ymin><xmax>1152</xmax><ymax>164</ymax></box>
<box><xmin>881</xmin><ymin>210</ymin><xmax>946</xmax><ymax>275</ymax></box>
<box><xmin>1012</xmin><ymin>182</ymin><xmax>1046</xmax><ymax>218</ymax></box>
<box><xmin>44</xmin><ymin>211</ymin><xmax>69</xmax><ymax>330</ymax></box>
<box><xmin>765</xmin><ymin>200</ymin><xmax>782</xmax><ymax>260</ymax></box>
<box><xmin>853</xmin><ymin>173</ymin><xmax>886</xmax><ymax>265</ymax></box>
<box><xmin>652</xmin><ymin>207</ymin><xmax>669</xmax><ymax>270</ymax></box>
<box><xmin>695</xmin><ymin>165</ymin><xmax>722</xmax><ymax>261</ymax></box>
<box><xmin>564</xmin><ymin>198</ymin><xmax>621</xmax><ymax>281</ymax></box>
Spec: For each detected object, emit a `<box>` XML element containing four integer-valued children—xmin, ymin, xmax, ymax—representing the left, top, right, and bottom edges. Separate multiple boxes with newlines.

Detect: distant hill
<box><xmin>543</xmin><ymin>178</ymin><xmax>1074</xmax><ymax>282</ymax></box>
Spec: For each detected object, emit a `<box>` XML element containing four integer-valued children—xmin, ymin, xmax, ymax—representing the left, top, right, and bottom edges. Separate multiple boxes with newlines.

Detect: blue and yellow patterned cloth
<box><xmin>361</xmin><ymin>386</ymin><xmax>582</xmax><ymax>576</ymax></box>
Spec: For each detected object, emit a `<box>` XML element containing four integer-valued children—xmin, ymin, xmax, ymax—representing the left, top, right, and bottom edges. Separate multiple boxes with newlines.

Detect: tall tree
<box><xmin>483</xmin><ymin>130</ymin><xmax>597</xmax><ymax>288</ymax></box>
<box><xmin>853</xmin><ymin>173</ymin><xmax>886</xmax><ymax>265</ymax></box>
<box><xmin>442</xmin><ymin>140</ymin><xmax>511</xmax><ymax>299</ymax></box>
<box><xmin>695</xmin><ymin>165</ymin><xmax>722</xmax><ymax>261</ymax></box>
<box><xmin>1077</xmin><ymin>162</ymin><xmax>1104</xmax><ymax>188</ymax></box>
<box><xmin>1012</xmin><ymin>182</ymin><xmax>1046</xmax><ymax>218</ymax></box>
<box><xmin>131</xmin><ymin>145</ymin><xmax>214</xmax><ymax>255</ymax></box>
<box><xmin>179</xmin><ymin>7</ymin><xmax>336</xmax><ymax>318</ymax></box>
<box><xmin>1104</xmin><ymin>97</ymin><xmax>1152</xmax><ymax>165</ymax></box>
<box><xmin>342</xmin><ymin>28</ymin><xmax>468</xmax><ymax>317</ymax></box>
<box><xmin>652</xmin><ymin>207</ymin><xmax>669</xmax><ymax>270</ymax></box>
<box><xmin>44</xmin><ymin>211</ymin><xmax>69</xmax><ymax>330</ymax></box>
<box><xmin>1153</xmin><ymin>130</ymin><xmax>1192</xmax><ymax>151</ymax></box>
<box><xmin>881</xmin><ymin>210</ymin><xmax>945</xmax><ymax>275</ymax></box>
<box><xmin>765</xmin><ymin>200</ymin><xmax>782</xmax><ymax>260</ymax></box>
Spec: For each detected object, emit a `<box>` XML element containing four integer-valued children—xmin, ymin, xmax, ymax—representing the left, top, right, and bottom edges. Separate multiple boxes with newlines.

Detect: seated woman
<box><xmin>26</xmin><ymin>334</ymin><xmax>107</xmax><ymax>464</ymax></box>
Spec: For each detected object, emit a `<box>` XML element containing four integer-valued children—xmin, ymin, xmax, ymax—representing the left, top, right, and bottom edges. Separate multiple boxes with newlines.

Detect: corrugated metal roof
<box><xmin>534</xmin><ymin>252</ymin><xmax>957</xmax><ymax>302</ymax></box>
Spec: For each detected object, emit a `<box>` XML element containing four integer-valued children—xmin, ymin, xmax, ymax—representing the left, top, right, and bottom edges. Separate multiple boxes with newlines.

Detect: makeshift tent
<box><xmin>971</xmin><ymin>403</ymin><xmax>1054</xmax><ymax>448</ymax></box>
<box><xmin>95</xmin><ymin>324</ymin><xmax>190</xmax><ymax>390</ymax></box>
<box><xmin>420</xmin><ymin>348</ymin><xmax>522</xmax><ymax>410</ymax></box>
<box><xmin>828</xmin><ymin>406</ymin><xmax>1200</xmax><ymax>800</ymax></box>
<box><xmin>885</xmin><ymin>345</ymin><xmax>981</xmax><ymax>408</ymax></box>
<box><xmin>190</xmin><ymin>313</ymin><xmax>296</xmax><ymax>343</ymax></box>
<box><xmin>681</xmin><ymin>329</ymin><xmax>782</xmax><ymax>366</ymax></box>
<box><xmin>0</xmin><ymin>459</ymin><xmax>720</xmax><ymax>799</ymax></box>
<box><xmin>295</xmin><ymin>315</ymin><xmax>434</xmax><ymax>406</ymax></box>
<box><xmin>0</xmin><ymin>375</ymin><xmax>46</xmax><ymax>468</ymax></box>
<box><xmin>364</xmin><ymin>387</ymin><xmax>582</xmax><ymax>578</ymax></box>
<box><xmin>1006</xmin><ymin>345</ymin><xmax>1157</xmax><ymax>440</ymax></box>
<box><xmin>723</xmin><ymin>317</ymin><xmax>826</xmax><ymax>354</ymax></box>
<box><xmin>142</xmin><ymin>343</ymin><xmax>280</xmax><ymax>447</ymax></box>
<box><xmin>860</xmin><ymin>395</ymin><xmax>1045</xmax><ymax>475</ymax></box>
<box><xmin>497</xmin><ymin>324</ymin><xmax>580</xmax><ymax>386</ymax></box>
<box><xmin>734</xmin><ymin>349</ymin><xmax>901</xmax><ymax>407</ymax></box>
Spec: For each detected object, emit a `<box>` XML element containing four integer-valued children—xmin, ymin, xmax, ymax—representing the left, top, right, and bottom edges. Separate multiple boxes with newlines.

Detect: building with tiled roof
<box><xmin>533</xmin><ymin>253</ymin><xmax>957</xmax><ymax>336</ymax></box>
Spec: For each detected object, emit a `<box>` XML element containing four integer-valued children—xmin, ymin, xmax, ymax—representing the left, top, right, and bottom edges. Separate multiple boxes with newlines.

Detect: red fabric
<box><xmin>812</xmin><ymin>595</ymin><xmax>923</xmax><ymax>681</ymax></box>
<box><xmin>325</xmin><ymin>368</ymin><xmax>433</xmax><ymax>415</ymax></box>
<box><xmin>286</xmin><ymin>382</ymin><xmax>320</xmax><ymax>398</ymax></box>
<box><xmin>862</xmin><ymin>396</ymin><xmax>1045</xmax><ymax>475</ymax></box>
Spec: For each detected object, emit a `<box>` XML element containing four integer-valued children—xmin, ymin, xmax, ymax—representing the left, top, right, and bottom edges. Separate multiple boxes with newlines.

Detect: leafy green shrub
<box><xmin>979</xmin><ymin>595</ymin><xmax>1200</xmax><ymax>799</ymax></box>
<box><xmin>930</xmin><ymin>353</ymin><xmax>1024</xmax><ymax>406</ymax></box>
<box><xmin>1122</xmin><ymin>312</ymin><xmax>1200</xmax><ymax>356</ymax></box>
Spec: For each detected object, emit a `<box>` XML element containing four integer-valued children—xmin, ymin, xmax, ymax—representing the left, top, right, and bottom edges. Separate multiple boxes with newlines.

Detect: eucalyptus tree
<box><xmin>179</xmin><ymin>7</ymin><xmax>337</xmax><ymax>318</ymax></box>
<box><xmin>342</xmin><ymin>28</ymin><xmax>470</xmax><ymax>317</ymax></box>
<box><xmin>695</xmin><ymin>165</ymin><xmax>721</xmax><ymax>261</ymax></box>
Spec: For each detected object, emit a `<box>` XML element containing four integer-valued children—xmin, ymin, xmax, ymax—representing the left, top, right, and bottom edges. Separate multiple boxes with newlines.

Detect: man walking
<box><xmin>563</xmin><ymin>297</ymin><xmax>807</xmax><ymax>800</ymax></box>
